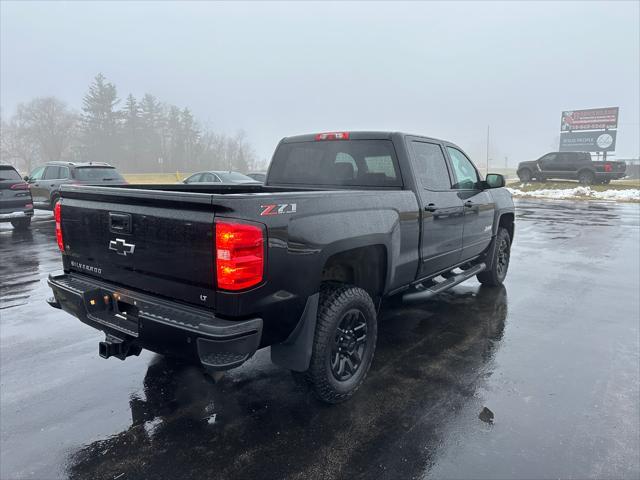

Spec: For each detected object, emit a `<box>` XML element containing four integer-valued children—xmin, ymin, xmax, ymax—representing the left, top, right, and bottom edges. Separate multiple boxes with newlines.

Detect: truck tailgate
<box><xmin>60</xmin><ymin>187</ymin><xmax>216</xmax><ymax>309</ymax></box>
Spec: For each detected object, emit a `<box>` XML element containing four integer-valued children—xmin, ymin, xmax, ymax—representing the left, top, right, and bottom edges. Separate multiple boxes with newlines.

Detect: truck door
<box><xmin>41</xmin><ymin>166</ymin><xmax>68</xmax><ymax>206</ymax></box>
<box><xmin>569</xmin><ymin>152</ymin><xmax>590</xmax><ymax>173</ymax></box>
<box><xmin>556</xmin><ymin>152</ymin><xmax>575</xmax><ymax>178</ymax></box>
<box><xmin>409</xmin><ymin>140</ymin><xmax>464</xmax><ymax>277</ymax></box>
<box><xmin>27</xmin><ymin>166</ymin><xmax>47</xmax><ymax>206</ymax></box>
<box><xmin>445</xmin><ymin>146</ymin><xmax>495</xmax><ymax>261</ymax></box>
<box><xmin>537</xmin><ymin>152</ymin><xmax>559</xmax><ymax>176</ymax></box>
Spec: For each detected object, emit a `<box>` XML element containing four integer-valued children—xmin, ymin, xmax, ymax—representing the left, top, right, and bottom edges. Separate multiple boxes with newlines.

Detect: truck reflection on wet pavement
<box><xmin>1</xmin><ymin>200</ymin><xmax>638</xmax><ymax>479</ymax></box>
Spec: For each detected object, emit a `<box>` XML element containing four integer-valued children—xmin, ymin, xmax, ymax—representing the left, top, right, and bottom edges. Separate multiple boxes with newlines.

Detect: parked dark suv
<box><xmin>0</xmin><ymin>164</ymin><xmax>34</xmax><ymax>230</ymax></box>
<box><xmin>26</xmin><ymin>162</ymin><xmax>126</xmax><ymax>210</ymax></box>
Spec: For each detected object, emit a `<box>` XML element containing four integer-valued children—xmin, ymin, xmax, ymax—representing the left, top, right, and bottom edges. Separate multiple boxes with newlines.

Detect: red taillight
<box><xmin>10</xmin><ymin>182</ymin><xmax>29</xmax><ymax>190</ymax></box>
<box><xmin>604</xmin><ymin>163</ymin><xmax>612</xmax><ymax>172</ymax></box>
<box><xmin>215</xmin><ymin>219</ymin><xmax>264</xmax><ymax>291</ymax></box>
<box><xmin>315</xmin><ymin>131</ymin><xmax>350</xmax><ymax>141</ymax></box>
<box><xmin>54</xmin><ymin>202</ymin><xmax>64</xmax><ymax>252</ymax></box>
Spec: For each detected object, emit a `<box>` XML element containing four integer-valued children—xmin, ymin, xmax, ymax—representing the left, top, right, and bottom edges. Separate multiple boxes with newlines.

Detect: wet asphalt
<box><xmin>1</xmin><ymin>200</ymin><xmax>639</xmax><ymax>480</ymax></box>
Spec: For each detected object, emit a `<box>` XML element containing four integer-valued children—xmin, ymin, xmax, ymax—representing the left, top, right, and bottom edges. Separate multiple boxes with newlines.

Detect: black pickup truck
<box><xmin>48</xmin><ymin>131</ymin><xmax>515</xmax><ymax>403</ymax></box>
<box><xmin>517</xmin><ymin>151</ymin><xmax>626</xmax><ymax>185</ymax></box>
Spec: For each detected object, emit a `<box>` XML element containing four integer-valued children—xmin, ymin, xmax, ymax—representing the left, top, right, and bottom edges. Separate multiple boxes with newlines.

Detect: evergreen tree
<box><xmin>139</xmin><ymin>93</ymin><xmax>163</xmax><ymax>170</ymax></box>
<box><xmin>181</xmin><ymin>108</ymin><xmax>199</xmax><ymax>170</ymax></box>
<box><xmin>81</xmin><ymin>73</ymin><xmax>121</xmax><ymax>164</ymax></box>
<box><xmin>122</xmin><ymin>94</ymin><xmax>141</xmax><ymax>169</ymax></box>
<box><xmin>166</xmin><ymin>105</ymin><xmax>183</xmax><ymax>171</ymax></box>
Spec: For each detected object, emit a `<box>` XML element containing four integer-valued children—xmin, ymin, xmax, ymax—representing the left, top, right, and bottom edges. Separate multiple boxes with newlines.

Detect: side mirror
<box><xmin>23</xmin><ymin>175</ymin><xmax>30</xmax><ymax>182</ymax></box>
<box><xmin>485</xmin><ymin>173</ymin><xmax>505</xmax><ymax>188</ymax></box>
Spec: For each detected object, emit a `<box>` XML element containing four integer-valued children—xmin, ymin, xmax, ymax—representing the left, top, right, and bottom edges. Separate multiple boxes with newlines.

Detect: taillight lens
<box><xmin>10</xmin><ymin>182</ymin><xmax>29</xmax><ymax>190</ymax></box>
<box><xmin>215</xmin><ymin>219</ymin><xmax>264</xmax><ymax>291</ymax></box>
<box><xmin>54</xmin><ymin>202</ymin><xmax>64</xmax><ymax>252</ymax></box>
<box><xmin>604</xmin><ymin>163</ymin><xmax>612</xmax><ymax>172</ymax></box>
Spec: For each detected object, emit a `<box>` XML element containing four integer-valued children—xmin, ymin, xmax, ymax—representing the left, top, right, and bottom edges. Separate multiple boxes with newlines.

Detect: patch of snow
<box><xmin>507</xmin><ymin>186</ymin><xmax>640</xmax><ymax>202</ymax></box>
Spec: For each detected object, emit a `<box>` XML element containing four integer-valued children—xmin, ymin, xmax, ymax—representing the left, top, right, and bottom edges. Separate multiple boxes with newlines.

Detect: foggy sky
<box><xmin>2</xmin><ymin>1</ymin><xmax>639</xmax><ymax>165</ymax></box>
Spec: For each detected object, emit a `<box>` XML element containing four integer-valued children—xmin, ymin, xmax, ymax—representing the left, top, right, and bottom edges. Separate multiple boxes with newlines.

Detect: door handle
<box><xmin>464</xmin><ymin>200</ymin><xmax>474</xmax><ymax>208</ymax></box>
<box><xmin>424</xmin><ymin>203</ymin><xmax>437</xmax><ymax>212</ymax></box>
<box><xmin>50</xmin><ymin>184</ymin><xmax>55</xmax><ymax>187</ymax></box>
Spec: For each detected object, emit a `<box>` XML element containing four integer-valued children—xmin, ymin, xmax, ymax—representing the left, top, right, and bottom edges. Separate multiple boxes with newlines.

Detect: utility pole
<box><xmin>486</xmin><ymin>125</ymin><xmax>490</xmax><ymax>175</ymax></box>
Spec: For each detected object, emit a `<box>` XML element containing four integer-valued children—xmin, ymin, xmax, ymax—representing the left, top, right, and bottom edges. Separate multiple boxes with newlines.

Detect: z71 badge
<box><xmin>260</xmin><ymin>203</ymin><xmax>297</xmax><ymax>216</ymax></box>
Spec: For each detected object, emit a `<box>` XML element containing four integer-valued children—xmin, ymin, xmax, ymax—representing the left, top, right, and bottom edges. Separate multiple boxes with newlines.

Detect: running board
<box><xmin>402</xmin><ymin>263</ymin><xmax>486</xmax><ymax>304</ymax></box>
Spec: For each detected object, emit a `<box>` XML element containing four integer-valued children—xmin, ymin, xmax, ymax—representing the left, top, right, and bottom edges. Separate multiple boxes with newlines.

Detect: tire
<box><xmin>477</xmin><ymin>227</ymin><xmax>511</xmax><ymax>286</ymax></box>
<box><xmin>303</xmin><ymin>283</ymin><xmax>377</xmax><ymax>404</ymax></box>
<box><xmin>51</xmin><ymin>195</ymin><xmax>60</xmax><ymax>211</ymax></box>
<box><xmin>578</xmin><ymin>170</ymin><xmax>595</xmax><ymax>186</ymax></box>
<box><xmin>517</xmin><ymin>169</ymin><xmax>532</xmax><ymax>182</ymax></box>
<box><xmin>11</xmin><ymin>217</ymin><xmax>31</xmax><ymax>231</ymax></box>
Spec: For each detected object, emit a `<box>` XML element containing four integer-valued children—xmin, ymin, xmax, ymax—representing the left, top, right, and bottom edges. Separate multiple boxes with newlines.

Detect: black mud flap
<box><xmin>270</xmin><ymin>293</ymin><xmax>319</xmax><ymax>372</ymax></box>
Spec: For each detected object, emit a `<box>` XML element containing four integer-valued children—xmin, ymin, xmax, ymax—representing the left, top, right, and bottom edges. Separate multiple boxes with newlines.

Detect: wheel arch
<box><xmin>320</xmin><ymin>243</ymin><xmax>388</xmax><ymax>303</ymax></box>
<box><xmin>498</xmin><ymin>212</ymin><xmax>515</xmax><ymax>242</ymax></box>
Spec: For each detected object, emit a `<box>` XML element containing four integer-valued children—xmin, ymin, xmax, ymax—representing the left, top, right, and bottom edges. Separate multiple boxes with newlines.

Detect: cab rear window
<box><xmin>72</xmin><ymin>167</ymin><xmax>124</xmax><ymax>181</ymax></box>
<box><xmin>268</xmin><ymin>140</ymin><xmax>402</xmax><ymax>187</ymax></box>
<box><xmin>0</xmin><ymin>167</ymin><xmax>22</xmax><ymax>181</ymax></box>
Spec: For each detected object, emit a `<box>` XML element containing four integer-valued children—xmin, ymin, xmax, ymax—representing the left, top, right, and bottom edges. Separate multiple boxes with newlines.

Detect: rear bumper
<box><xmin>0</xmin><ymin>209</ymin><xmax>34</xmax><ymax>221</ymax></box>
<box><xmin>47</xmin><ymin>272</ymin><xmax>262</xmax><ymax>370</ymax></box>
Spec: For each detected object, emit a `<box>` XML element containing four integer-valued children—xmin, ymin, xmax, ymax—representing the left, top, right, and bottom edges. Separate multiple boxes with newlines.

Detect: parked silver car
<box><xmin>182</xmin><ymin>171</ymin><xmax>261</xmax><ymax>185</ymax></box>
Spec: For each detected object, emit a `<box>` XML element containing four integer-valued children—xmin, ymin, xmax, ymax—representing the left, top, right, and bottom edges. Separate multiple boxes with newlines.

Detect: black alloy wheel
<box><xmin>330</xmin><ymin>308</ymin><xmax>368</xmax><ymax>381</ymax></box>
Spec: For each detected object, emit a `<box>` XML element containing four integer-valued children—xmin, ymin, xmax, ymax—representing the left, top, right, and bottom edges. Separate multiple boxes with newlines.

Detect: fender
<box><xmin>287</xmin><ymin>207</ymin><xmax>402</xmax><ymax>295</ymax></box>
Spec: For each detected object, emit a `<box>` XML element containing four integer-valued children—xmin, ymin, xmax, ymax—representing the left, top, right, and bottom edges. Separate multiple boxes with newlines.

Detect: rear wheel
<box><xmin>517</xmin><ymin>169</ymin><xmax>532</xmax><ymax>183</ymax></box>
<box><xmin>578</xmin><ymin>170</ymin><xmax>595</xmax><ymax>185</ymax></box>
<box><xmin>303</xmin><ymin>283</ymin><xmax>377</xmax><ymax>403</ymax></box>
<box><xmin>51</xmin><ymin>195</ymin><xmax>60</xmax><ymax>211</ymax></box>
<box><xmin>11</xmin><ymin>217</ymin><xmax>31</xmax><ymax>231</ymax></box>
<box><xmin>477</xmin><ymin>227</ymin><xmax>511</xmax><ymax>286</ymax></box>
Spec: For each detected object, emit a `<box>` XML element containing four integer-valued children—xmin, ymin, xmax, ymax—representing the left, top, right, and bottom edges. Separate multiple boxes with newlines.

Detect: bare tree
<box><xmin>18</xmin><ymin>97</ymin><xmax>79</xmax><ymax>162</ymax></box>
<box><xmin>0</xmin><ymin>111</ymin><xmax>40</xmax><ymax>172</ymax></box>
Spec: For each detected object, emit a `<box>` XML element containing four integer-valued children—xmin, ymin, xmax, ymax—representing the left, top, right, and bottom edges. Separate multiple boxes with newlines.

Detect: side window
<box><xmin>211</xmin><ymin>174</ymin><xmax>222</xmax><ymax>183</ymax></box>
<box><xmin>43</xmin><ymin>166</ymin><xmax>61</xmax><ymax>180</ymax></box>
<box><xmin>29</xmin><ymin>166</ymin><xmax>45</xmax><ymax>181</ymax></box>
<box><xmin>411</xmin><ymin>141</ymin><xmax>451</xmax><ymax>190</ymax></box>
<box><xmin>540</xmin><ymin>153</ymin><xmax>557</xmax><ymax>162</ymax></box>
<box><xmin>186</xmin><ymin>173</ymin><xmax>202</xmax><ymax>183</ymax></box>
<box><xmin>447</xmin><ymin>147</ymin><xmax>480</xmax><ymax>189</ymax></box>
<box><xmin>201</xmin><ymin>173</ymin><xmax>215</xmax><ymax>182</ymax></box>
<box><xmin>59</xmin><ymin>166</ymin><xmax>70</xmax><ymax>179</ymax></box>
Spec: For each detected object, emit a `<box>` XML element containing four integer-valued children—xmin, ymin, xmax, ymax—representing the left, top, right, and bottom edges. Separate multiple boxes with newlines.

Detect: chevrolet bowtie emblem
<box><xmin>109</xmin><ymin>238</ymin><xmax>136</xmax><ymax>256</ymax></box>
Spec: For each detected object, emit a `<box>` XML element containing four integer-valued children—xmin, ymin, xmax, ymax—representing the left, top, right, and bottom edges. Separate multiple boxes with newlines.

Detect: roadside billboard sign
<box><xmin>559</xmin><ymin>130</ymin><xmax>617</xmax><ymax>152</ymax></box>
<box><xmin>560</xmin><ymin>107</ymin><xmax>619</xmax><ymax>132</ymax></box>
